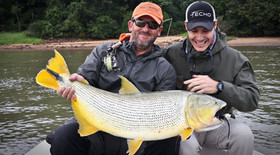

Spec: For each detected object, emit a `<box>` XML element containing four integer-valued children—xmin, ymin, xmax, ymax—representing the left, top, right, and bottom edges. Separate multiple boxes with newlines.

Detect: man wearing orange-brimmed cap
<box><xmin>47</xmin><ymin>2</ymin><xmax>180</xmax><ymax>155</ymax></box>
<box><xmin>128</xmin><ymin>2</ymin><xmax>164</xmax><ymax>56</ymax></box>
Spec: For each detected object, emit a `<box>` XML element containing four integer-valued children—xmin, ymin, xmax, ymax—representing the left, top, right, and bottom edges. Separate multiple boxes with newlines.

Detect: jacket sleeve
<box><xmin>77</xmin><ymin>45</ymin><xmax>105</xmax><ymax>86</ymax></box>
<box><xmin>216</xmin><ymin>61</ymin><xmax>260</xmax><ymax>112</ymax></box>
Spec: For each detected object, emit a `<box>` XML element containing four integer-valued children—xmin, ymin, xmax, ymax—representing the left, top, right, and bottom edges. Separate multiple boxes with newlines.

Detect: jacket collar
<box><xmin>121</xmin><ymin>41</ymin><xmax>163</xmax><ymax>60</ymax></box>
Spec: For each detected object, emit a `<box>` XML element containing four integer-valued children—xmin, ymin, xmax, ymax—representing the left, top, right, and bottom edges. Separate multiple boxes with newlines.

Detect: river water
<box><xmin>0</xmin><ymin>47</ymin><xmax>279</xmax><ymax>155</ymax></box>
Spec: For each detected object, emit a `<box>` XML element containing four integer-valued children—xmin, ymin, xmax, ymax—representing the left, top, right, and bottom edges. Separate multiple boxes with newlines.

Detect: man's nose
<box><xmin>142</xmin><ymin>24</ymin><xmax>150</xmax><ymax>31</ymax></box>
<box><xmin>196</xmin><ymin>32</ymin><xmax>205</xmax><ymax>40</ymax></box>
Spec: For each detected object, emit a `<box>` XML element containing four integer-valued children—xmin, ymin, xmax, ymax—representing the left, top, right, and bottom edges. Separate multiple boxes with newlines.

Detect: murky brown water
<box><xmin>0</xmin><ymin>47</ymin><xmax>279</xmax><ymax>154</ymax></box>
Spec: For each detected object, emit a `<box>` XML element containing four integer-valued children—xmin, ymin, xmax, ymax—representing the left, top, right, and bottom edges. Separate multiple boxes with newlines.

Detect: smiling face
<box><xmin>185</xmin><ymin>21</ymin><xmax>217</xmax><ymax>52</ymax></box>
<box><xmin>128</xmin><ymin>15</ymin><xmax>163</xmax><ymax>55</ymax></box>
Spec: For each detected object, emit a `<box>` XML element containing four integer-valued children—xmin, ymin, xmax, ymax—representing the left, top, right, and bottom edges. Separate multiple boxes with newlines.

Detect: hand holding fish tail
<box><xmin>69</xmin><ymin>73</ymin><xmax>86</xmax><ymax>83</ymax></box>
<box><xmin>57</xmin><ymin>73</ymin><xmax>85</xmax><ymax>101</ymax></box>
<box><xmin>57</xmin><ymin>87</ymin><xmax>76</xmax><ymax>100</ymax></box>
<box><xmin>184</xmin><ymin>75</ymin><xmax>218</xmax><ymax>94</ymax></box>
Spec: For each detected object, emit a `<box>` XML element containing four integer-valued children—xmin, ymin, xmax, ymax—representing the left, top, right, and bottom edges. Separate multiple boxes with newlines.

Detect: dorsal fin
<box><xmin>47</xmin><ymin>49</ymin><xmax>70</xmax><ymax>76</ymax></box>
<box><xmin>118</xmin><ymin>76</ymin><xmax>140</xmax><ymax>95</ymax></box>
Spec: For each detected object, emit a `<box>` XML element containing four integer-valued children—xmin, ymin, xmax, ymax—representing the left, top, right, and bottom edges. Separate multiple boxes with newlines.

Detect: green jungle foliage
<box><xmin>1</xmin><ymin>0</ymin><xmax>279</xmax><ymax>39</ymax></box>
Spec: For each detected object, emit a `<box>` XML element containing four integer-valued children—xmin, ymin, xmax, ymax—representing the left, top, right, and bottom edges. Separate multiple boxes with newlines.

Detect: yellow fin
<box><xmin>36</xmin><ymin>69</ymin><xmax>59</xmax><ymax>90</ymax></box>
<box><xmin>180</xmin><ymin>127</ymin><xmax>193</xmax><ymax>141</ymax></box>
<box><xmin>118</xmin><ymin>76</ymin><xmax>140</xmax><ymax>94</ymax></box>
<box><xmin>127</xmin><ymin>139</ymin><xmax>143</xmax><ymax>155</ymax></box>
<box><xmin>72</xmin><ymin>98</ymin><xmax>99</xmax><ymax>136</ymax></box>
<box><xmin>47</xmin><ymin>50</ymin><xmax>70</xmax><ymax>76</ymax></box>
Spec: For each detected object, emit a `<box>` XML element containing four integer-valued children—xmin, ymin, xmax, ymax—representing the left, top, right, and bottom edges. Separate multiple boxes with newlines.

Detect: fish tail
<box><xmin>47</xmin><ymin>49</ymin><xmax>70</xmax><ymax>76</ymax></box>
<box><xmin>36</xmin><ymin>69</ymin><xmax>60</xmax><ymax>90</ymax></box>
<box><xmin>36</xmin><ymin>50</ymin><xmax>70</xmax><ymax>90</ymax></box>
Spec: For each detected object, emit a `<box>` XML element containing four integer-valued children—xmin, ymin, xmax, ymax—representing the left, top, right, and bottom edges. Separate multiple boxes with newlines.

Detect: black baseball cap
<box><xmin>185</xmin><ymin>1</ymin><xmax>216</xmax><ymax>31</ymax></box>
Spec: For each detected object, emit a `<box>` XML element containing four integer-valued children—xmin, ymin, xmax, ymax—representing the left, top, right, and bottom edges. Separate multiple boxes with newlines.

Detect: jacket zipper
<box><xmin>127</xmin><ymin>59</ymin><xmax>137</xmax><ymax>79</ymax></box>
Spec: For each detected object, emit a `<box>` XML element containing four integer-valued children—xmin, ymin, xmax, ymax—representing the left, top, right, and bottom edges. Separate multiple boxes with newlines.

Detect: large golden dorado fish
<box><xmin>36</xmin><ymin>50</ymin><xmax>230</xmax><ymax>155</ymax></box>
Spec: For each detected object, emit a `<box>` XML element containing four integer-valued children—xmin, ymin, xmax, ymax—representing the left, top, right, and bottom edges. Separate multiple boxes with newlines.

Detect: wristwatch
<box><xmin>216</xmin><ymin>81</ymin><xmax>224</xmax><ymax>94</ymax></box>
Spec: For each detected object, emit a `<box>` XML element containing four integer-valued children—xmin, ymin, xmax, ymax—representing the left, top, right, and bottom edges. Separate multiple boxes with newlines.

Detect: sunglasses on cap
<box><xmin>132</xmin><ymin>19</ymin><xmax>160</xmax><ymax>29</ymax></box>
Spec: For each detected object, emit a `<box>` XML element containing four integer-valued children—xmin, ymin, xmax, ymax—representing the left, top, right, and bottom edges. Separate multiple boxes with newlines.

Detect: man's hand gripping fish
<box><xmin>36</xmin><ymin>50</ymin><xmax>231</xmax><ymax>155</ymax></box>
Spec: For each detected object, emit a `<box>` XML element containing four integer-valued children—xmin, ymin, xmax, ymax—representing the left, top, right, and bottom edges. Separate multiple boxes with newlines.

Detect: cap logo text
<box><xmin>140</xmin><ymin>6</ymin><xmax>159</xmax><ymax>13</ymax></box>
<box><xmin>190</xmin><ymin>10</ymin><xmax>211</xmax><ymax>18</ymax></box>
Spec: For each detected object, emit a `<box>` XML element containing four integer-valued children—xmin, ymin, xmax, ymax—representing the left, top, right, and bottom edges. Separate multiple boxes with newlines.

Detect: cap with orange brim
<box><xmin>132</xmin><ymin>2</ymin><xmax>163</xmax><ymax>25</ymax></box>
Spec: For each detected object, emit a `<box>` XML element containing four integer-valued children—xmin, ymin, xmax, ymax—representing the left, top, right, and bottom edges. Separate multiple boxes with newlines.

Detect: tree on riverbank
<box><xmin>0</xmin><ymin>0</ymin><xmax>279</xmax><ymax>39</ymax></box>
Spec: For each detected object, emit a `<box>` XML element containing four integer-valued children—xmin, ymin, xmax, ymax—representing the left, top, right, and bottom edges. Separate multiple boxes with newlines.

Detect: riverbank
<box><xmin>0</xmin><ymin>36</ymin><xmax>279</xmax><ymax>51</ymax></box>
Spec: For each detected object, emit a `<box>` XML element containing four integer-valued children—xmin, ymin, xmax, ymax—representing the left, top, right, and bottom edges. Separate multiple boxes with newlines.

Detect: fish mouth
<box><xmin>196</xmin><ymin>113</ymin><xmax>231</xmax><ymax>132</ymax></box>
<box><xmin>212</xmin><ymin>113</ymin><xmax>231</xmax><ymax>125</ymax></box>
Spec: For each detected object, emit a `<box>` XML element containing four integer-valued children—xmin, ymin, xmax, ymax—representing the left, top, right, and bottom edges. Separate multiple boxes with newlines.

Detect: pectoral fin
<box><xmin>118</xmin><ymin>76</ymin><xmax>140</xmax><ymax>95</ymax></box>
<box><xmin>127</xmin><ymin>139</ymin><xmax>143</xmax><ymax>155</ymax></box>
<box><xmin>180</xmin><ymin>127</ymin><xmax>193</xmax><ymax>141</ymax></box>
<box><xmin>72</xmin><ymin>98</ymin><xmax>99</xmax><ymax>136</ymax></box>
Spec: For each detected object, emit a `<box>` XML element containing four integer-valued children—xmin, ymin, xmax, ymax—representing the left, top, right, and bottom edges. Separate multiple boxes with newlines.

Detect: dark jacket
<box><xmin>163</xmin><ymin>28</ymin><xmax>259</xmax><ymax>113</ymax></box>
<box><xmin>77</xmin><ymin>41</ymin><xmax>176</xmax><ymax>93</ymax></box>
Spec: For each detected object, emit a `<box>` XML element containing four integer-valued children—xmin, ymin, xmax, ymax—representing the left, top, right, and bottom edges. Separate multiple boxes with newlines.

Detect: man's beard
<box><xmin>134</xmin><ymin>31</ymin><xmax>157</xmax><ymax>51</ymax></box>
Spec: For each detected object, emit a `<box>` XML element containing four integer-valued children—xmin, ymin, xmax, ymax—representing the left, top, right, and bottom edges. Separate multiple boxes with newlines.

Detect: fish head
<box><xmin>185</xmin><ymin>93</ymin><xmax>228</xmax><ymax>131</ymax></box>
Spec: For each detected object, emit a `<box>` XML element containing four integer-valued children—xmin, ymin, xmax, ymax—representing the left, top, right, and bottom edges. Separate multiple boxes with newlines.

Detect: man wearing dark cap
<box><xmin>164</xmin><ymin>1</ymin><xmax>259</xmax><ymax>155</ymax></box>
<box><xmin>47</xmin><ymin>2</ymin><xmax>180</xmax><ymax>155</ymax></box>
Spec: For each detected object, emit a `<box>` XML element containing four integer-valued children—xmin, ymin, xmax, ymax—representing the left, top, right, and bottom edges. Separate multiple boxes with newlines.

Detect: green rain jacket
<box><xmin>164</xmin><ymin>28</ymin><xmax>259</xmax><ymax>113</ymax></box>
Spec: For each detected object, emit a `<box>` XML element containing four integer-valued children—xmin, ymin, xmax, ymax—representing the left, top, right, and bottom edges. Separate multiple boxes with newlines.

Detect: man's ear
<box><xmin>157</xmin><ymin>25</ymin><xmax>163</xmax><ymax>37</ymax></box>
<box><xmin>214</xmin><ymin>20</ymin><xmax>218</xmax><ymax>30</ymax></box>
<box><xmin>128</xmin><ymin>20</ymin><xmax>133</xmax><ymax>32</ymax></box>
<box><xmin>184</xmin><ymin>22</ymin><xmax>188</xmax><ymax>31</ymax></box>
